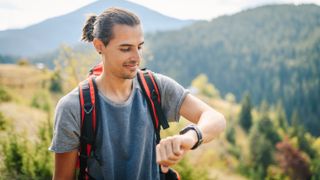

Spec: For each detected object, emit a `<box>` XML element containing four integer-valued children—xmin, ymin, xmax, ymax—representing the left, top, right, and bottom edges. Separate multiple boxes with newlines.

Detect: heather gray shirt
<box><xmin>49</xmin><ymin>73</ymin><xmax>189</xmax><ymax>180</ymax></box>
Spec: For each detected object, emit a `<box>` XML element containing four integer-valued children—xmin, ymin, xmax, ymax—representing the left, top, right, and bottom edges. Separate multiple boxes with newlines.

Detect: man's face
<box><xmin>101</xmin><ymin>24</ymin><xmax>144</xmax><ymax>79</ymax></box>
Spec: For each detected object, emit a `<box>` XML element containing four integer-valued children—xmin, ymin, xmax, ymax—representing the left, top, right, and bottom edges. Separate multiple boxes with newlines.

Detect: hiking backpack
<box><xmin>77</xmin><ymin>62</ymin><xmax>180</xmax><ymax>180</ymax></box>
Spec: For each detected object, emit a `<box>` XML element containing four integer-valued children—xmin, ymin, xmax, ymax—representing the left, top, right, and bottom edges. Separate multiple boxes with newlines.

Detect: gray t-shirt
<box><xmin>49</xmin><ymin>73</ymin><xmax>189</xmax><ymax>180</ymax></box>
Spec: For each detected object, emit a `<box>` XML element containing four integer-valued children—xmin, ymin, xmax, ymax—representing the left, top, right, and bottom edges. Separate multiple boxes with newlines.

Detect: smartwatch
<box><xmin>179</xmin><ymin>124</ymin><xmax>203</xmax><ymax>150</ymax></box>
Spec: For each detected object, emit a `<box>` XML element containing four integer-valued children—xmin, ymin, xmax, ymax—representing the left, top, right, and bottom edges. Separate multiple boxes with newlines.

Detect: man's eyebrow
<box><xmin>119</xmin><ymin>42</ymin><xmax>144</xmax><ymax>47</ymax></box>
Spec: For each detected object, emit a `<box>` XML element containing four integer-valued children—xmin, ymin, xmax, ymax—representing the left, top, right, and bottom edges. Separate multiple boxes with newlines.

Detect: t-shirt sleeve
<box><xmin>49</xmin><ymin>89</ymin><xmax>81</xmax><ymax>153</ymax></box>
<box><xmin>155</xmin><ymin>73</ymin><xmax>190</xmax><ymax>122</ymax></box>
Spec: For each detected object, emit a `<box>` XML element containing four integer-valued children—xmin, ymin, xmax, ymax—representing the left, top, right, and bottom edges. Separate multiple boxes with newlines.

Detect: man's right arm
<box><xmin>53</xmin><ymin>150</ymin><xmax>78</xmax><ymax>180</ymax></box>
<box><xmin>50</xmin><ymin>90</ymin><xmax>81</xmax><ymax>179</ymax></box>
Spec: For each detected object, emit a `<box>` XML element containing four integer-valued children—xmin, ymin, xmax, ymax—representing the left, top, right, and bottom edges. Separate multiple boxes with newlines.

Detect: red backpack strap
<box><xmin>88</xmin><ymin>62</ymin><xmax>103</xmax><ymax>77</ymax></box>
<box><xmin>78</xmin><ymin>77</ymin><xmax>98</xmax><ymax>180</ymax></box>
<box><xmin>137</xmin><ymin>70</ymin><xmax>181</xmax><ymax>180</ymax></box>
<box><xmin>137</xmin><ymin>70</ymin><xmax>169</xmax><ymax>143</ymax></box>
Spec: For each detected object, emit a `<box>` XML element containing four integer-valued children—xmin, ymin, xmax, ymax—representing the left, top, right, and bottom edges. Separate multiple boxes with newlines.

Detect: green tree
<box><xmin>0</xmin><ymin>112</ymin><xmax>8</xmax><ymax>131</ymax></box>
<box><xmin>239</xmin><ymin>93</ymin><xmax>252</xmax><ymax>132</ymax></box>
<box><xmin>16</xmin><ymin>58</ymin><xmax>30</xmax><ymax>66</ymax></box>
<box><xmin>275</xmin><ymin>101</ymin><xmax>288</xmax><ymax>131</ymax></box>
<box><xmin>54</xmin><ymin>45</ymin><xmax>99</xmax><ymax>92</ymax></box>
<box><xmin>0</xmin><ymin>86</ymin><xmax>11</xmax><ymax>102</ymax></box>
<box><xmin>257</xmin><ymin>115</ymin><xmax>281</xmax><ymax>145</ymax></box>
<box><xmin>249</xmin><ymin>125</ymin><xmax>273</xmax><ymax>179</ymax></box>
<box><xmin>311</xmin><ymin>158</ymin><xmax>320</xmax><ymax>180</ymax></box>
<box><xmin>191</xmin><ymin>74</ymin><xmax>220</xmax><ymax>98</ymax></box>
<box><xmin>225</xmin><ymin>92</ymin><xmax>236</xmax><ymax>122</ymax></box>
<box><xmin>49</xmin><ymin>70</ymin><xmax>63</xmax><ymax>93</ymax></box>
<box><xmin>226</xmin><ymin>122</ymin><xmax>236</xmax><ymax>145</ymax></box>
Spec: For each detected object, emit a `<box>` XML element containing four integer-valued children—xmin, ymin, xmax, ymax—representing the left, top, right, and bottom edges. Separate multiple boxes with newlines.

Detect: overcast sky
<box><xmin>0</xmin><ymin>0</ymin><xmax>319</xmax><ymax>31</ymax></box>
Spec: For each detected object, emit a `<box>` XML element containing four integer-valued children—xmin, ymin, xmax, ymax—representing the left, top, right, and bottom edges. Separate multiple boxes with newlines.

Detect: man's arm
<box><xmin>179</xmin><ymin>93</ymin><xmax>226</xmax><ymax>143</ymax></box>
<box><xmin>156</xmin><ymin>93</ymin><xmax>226</xmax><ymax>172</ymax></box>
<box><xmin>53</xmin><ymin>150</ymin><xmax>78</xmax><ymax>180</ymax></box>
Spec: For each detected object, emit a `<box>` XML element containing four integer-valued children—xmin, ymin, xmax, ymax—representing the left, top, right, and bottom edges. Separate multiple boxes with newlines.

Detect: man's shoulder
<box><xmin>56</xmin><ymin>87</ymin><xmax>80</xmax><ymax>110</ymax></box>
<box><xmin>152</xmin><ymin>72</ymin><xmax>181</xmax><ymax>88</ymax></box>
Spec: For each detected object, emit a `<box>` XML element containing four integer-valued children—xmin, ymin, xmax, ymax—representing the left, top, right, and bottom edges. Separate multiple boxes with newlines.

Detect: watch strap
<box><xmin>179</xmin><ymin>125</ymin><xmax>203</xmax><ymax>150</ymax></box>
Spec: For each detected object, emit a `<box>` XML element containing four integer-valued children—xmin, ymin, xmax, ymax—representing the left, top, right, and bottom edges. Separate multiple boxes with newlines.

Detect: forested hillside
<box><xmin>145</xmin><ymin>4</ymin><xmax>320</xmax><ymax>135</ymax></box>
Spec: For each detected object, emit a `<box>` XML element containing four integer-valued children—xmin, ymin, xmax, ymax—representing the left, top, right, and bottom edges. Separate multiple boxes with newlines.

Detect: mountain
<box><xmin>144</xmin><ymin>4</ymin><xmax>320</xmax><ymax>136</ymax></box>
<box><xmin>0</xmin><ymin>0</ymin><xmax>193</xmax><ymax>57</ymax></box>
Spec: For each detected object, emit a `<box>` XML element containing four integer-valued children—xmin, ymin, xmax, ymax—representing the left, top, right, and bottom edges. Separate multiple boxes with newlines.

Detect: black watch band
<box><xmin>179</xmin><ymin>124</ymin><xmax>203</xmax><ymax>150</ymax></box>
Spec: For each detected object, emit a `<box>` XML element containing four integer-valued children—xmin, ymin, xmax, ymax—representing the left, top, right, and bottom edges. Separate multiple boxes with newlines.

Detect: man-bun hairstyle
<box><xmin>81</xmin><ymin>7</ymin><xmax>141</xmax><ymax>46</ymax></box>
<box><xmin>81</xmin><ymin>14</ymin><xmax>97</xmax><ymax>42</ymax></box>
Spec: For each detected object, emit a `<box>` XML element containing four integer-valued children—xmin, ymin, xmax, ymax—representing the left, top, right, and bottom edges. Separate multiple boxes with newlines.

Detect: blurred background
<box><xmin>0</xmin><ymin>0</ymin><xmax>319</xmax><ymax>179</ymax></box>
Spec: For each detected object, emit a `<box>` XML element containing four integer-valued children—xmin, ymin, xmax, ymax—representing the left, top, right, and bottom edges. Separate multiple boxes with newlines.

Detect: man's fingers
<box><xmin>156</xmin><ymin>145</ymin><xmax>161</xmax><ymax>163</ymax></box>
<box><xmin>156</xmin><ymin>136</ymin><xmax>186</xmax><ymax>168</ymax></box>
<box><xmin>172</xmin><ymin>135</ymin><xmax>183</xmax><ymax>156</ymax></box>
<box><xmin>165</xmin><ymin>138</ymin><xmax>174</xmax><ymax>158</ymax></box>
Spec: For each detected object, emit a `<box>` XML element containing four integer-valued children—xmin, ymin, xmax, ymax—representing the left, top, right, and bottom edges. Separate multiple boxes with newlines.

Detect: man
<box><xmin>49</xmin><ymin>7</ymin><xmax>226</xmax><ymax>180</ymax></box>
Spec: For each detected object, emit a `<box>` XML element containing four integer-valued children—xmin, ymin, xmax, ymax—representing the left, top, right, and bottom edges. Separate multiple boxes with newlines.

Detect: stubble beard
<box><xmin>122</xmin><ymin>61</ymin><xmax>139</xmax><ymax>79</ymax></box>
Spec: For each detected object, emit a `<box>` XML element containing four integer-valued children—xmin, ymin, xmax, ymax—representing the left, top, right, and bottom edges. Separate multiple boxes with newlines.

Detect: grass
<box><xmin>0</xmin><ymin>102</ymin><xmax>48</xmax><ymax>142</ymax></box>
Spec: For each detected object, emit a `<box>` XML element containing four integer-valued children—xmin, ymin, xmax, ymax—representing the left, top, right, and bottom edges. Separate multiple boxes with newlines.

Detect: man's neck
<box><xmin>96</xmin><ymin>72</ymin><xmax>134</xmax><ymax>103</ymax></box>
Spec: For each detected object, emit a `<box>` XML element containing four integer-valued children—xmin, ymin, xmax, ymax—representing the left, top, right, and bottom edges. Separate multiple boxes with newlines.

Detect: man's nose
<box><xmin>131</xmin><ymin>48</ymin><xmax>142</xmax><ymax>61</ymax></box>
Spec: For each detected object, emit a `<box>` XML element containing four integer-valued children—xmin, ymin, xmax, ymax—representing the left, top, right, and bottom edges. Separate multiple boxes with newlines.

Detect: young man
<box><xmin>49</xmin><ymin>7</ymin><xmax>226</xmax><ymax>180</ymax></box>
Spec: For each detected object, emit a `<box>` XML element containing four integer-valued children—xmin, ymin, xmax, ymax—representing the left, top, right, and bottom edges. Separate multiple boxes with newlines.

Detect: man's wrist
<box><xmin>179</xmin><ymin>125</ymin><xmax>203</xmax><ymax>150</ymax></box>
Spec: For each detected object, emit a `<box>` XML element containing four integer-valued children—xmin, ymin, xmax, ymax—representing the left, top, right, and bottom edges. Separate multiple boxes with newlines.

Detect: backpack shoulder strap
<box><xmin>137</xmin><ymin>70</ymin><xmax>169</xmax><ymax>143</ymax></box>
<box><xmin>78</xmin><ymin>77</ymin><xmax>98</xmax><ymax>180</ymax></box>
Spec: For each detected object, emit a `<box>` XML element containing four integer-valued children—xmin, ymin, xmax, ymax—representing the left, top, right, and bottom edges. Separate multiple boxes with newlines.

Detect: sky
<box><xmin>0</xmin><ymin>0</ymin><xmax>319</xmax><ymax>31</ymax></box>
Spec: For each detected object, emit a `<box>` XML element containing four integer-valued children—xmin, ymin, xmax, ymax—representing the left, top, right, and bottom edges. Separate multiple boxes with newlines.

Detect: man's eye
<box><xmin>120</xmin><ymin>48</ymin><xmax>130</xmax><ymax>52</ymax></box>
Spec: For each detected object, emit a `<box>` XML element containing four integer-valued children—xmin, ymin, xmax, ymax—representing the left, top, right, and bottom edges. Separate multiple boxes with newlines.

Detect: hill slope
<box><xmin>145</xmin><ymin>4</ymin><xmax>320</xmax><ymax>135</ymax></box>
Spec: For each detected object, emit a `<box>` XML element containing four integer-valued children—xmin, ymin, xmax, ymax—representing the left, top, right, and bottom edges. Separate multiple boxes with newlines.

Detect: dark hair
<box><xmin>81</xmin><ymin>7</ymin><xmax>141</xmax><ymax>46</ymax></box>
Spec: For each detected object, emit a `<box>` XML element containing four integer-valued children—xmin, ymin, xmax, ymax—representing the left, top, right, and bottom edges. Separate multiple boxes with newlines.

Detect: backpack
<box><xmin>77</xmin><ymin>62</ymin><xmax>180</xmax><ymax>180</ymax></box>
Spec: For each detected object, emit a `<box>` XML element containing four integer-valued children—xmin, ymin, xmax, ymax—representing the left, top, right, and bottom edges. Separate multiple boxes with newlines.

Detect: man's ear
<box><xmin>93</xmin><ymin>38</ymin><xmax>104</xmax><ymax>53</ymax></box>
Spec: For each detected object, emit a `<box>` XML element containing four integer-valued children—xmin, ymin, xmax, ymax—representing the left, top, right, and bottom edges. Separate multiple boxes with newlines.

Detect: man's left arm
<box><xmin>179</xmin><ymin>93</ymin><xmax>226</xmax><ymax>143</ymax></box>
<box><xmin>156</xmin><ymin>93</ymin><xmax>226</xmax><ymax>172</ymax></box>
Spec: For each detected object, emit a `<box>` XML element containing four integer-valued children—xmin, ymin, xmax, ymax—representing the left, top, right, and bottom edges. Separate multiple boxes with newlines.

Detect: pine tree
<box><xmin>275</xmin><ymin>101</ymin><xmax>288</xmax><ymax>131</ymax></box>
<box><xmin>239</xmin><ymin>93</ymin><xmax>252</xmax><ymax>132</ymax></box>
<box><xmin>249</xmin><ymin>125</ymin><xmax>273</xmax><ymax>178</ymax></box>
<box><xmin>257</xmin><ymin>115</ymin><xmax>281</xmax><ymax>145</ymax></box>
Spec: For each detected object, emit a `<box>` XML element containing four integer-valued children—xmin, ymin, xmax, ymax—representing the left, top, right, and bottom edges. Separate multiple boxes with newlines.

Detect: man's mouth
<box><xmin>123</xmin><ymin>63</ymin><xmax>139</xmax><ymax>71</ymax></box>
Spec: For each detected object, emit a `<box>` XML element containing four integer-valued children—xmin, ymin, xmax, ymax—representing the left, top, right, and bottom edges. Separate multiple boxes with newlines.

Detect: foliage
<box><xmin>275</xmin><ymin>101</ymin><xmax>288</xmax><ymax>131</ymax></box>
<box><xmin>173</xmin><ymin>156</ymin><xmax>209</xmax><ymax>180</ymax></box>
<box><xmin>1</xmin><ymin>124</ymin><xmax>53</xmax><ymax>179</ymax></box>
<box><xmin>0</xmin><ymin>112</ymin><xmax>8</xmax><ymax>131</ymax></box>
<box><xmin>2</xmin><ymin>133</ymin><xmax>32</xmax><ymax>179</ymax></box>
<box><xmin>49</xmin><ymin>70</ymin><xmax>63</xmax><ymax>93</ymax></box>
<box><xmin>239</xmin><ymin>93</ymin><xmax>252</xmax><ymax>132</ymax></box>
<box><xmin>275</xmin><ymin>138</ymin><xmax>312</xmax><ymax>180</ymax></box>
<box><xmin>290</xmin><ymin>123</ymin><xmax>317</xmax><ymax>159</ymax></box>
<box><xmin>0</xmin><ymin>86</ymin><xmax>12</xmax><ymax>102</ymax></box>
<box><xmin>31</xmin><ymin>90</ymin><xmax>52</xmax><ymax>112</ymax></box>
<box><xmin>256</xmin><ymin>115</ymin><xmax>281</xmax><ymax>146</ymax></box>
<box><xmin>248</xmin><ymin>125</ymin><xmax>274</xmax><ymax>178</ymax></box>
<box><xmin>226</xmin><ymin>122</ymin><xmax>236</xmax><ymax>145</ymax></box>
<box><xmin>191</xmin><ymin>74</ymin><xmax>220</xmax><ymax>98</ymax></box>
<box><xmin>53</xmin><ymin>45</ymin><xmax>99</xmax><ymax>92</ymax></box>
<box><xmin>17</xmin><ymin>59</ymin><xmax>30</xmax><ymax>66</ymax></box>
<box><xmin>311</xmin><ymin>157</ymin><xmax>320</xmax><ymax>180</ymax></box>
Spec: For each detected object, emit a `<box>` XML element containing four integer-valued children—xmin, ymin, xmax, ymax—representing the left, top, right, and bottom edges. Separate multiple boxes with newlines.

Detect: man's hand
<box><xmin>156</xmin><ymin>130</ymin><xmax>198</xmax><ymax>173</ymax></box>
